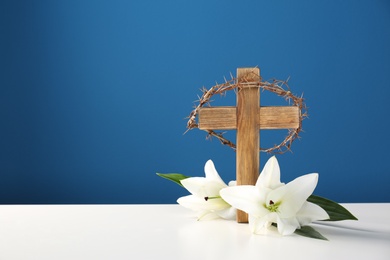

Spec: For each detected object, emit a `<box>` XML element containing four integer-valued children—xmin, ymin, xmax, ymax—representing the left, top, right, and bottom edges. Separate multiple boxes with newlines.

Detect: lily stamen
<box><xmin>204</xmin><ymin>196</ymin><xmax>220</xmax><ymax>201</ymax></box>
<box><xmin>266</xmin><ymin>200</ymin><xmax>280</xmax><ymax>212</ymax></box>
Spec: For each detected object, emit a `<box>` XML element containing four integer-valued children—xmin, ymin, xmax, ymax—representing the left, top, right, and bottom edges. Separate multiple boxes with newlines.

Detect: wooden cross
<box><xmin>198</xmin><ymin>68</ymin><xmax>299</xmax><ymax>223</ymax></box>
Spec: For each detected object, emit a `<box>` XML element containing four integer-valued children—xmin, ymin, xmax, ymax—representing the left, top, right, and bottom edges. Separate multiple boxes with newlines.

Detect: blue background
<box><xmin>1</xmin><ymin>0</ymin><xmax>389</xmax><ymax>204</ymax></box>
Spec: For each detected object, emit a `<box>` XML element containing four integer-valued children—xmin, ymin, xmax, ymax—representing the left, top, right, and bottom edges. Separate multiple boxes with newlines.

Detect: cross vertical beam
<box><xmin>236</xmin><ymin>68</ymin><xmax>261</xmax><ymax>223</ymax></box>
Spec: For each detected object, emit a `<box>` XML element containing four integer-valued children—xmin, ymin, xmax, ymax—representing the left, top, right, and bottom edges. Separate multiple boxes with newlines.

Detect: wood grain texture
<box><xmin>198</xmin><ymin>107</ymin><xmax>236</xmax><ymax>130</ymax></box>
<box><xmin>259</xmin><ymin>106</ymin><xmax>299</xmax><ymax>129</ymax></box>
<box><xmin>236</xmin><ymin>68</ymin><xmax>260</xmax><ymax>223</ymax></box>
<box><xmin>198</xmin><ymin>106</ymin><xmax>299</xmax><ymax>130</ymax></box>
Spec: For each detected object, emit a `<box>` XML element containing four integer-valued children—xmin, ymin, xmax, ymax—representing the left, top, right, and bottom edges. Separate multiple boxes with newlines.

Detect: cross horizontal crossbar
<box><xmin>198</xmin><ymin>106</ymin><xmax>299</xmax><ymax>130</ymax></box>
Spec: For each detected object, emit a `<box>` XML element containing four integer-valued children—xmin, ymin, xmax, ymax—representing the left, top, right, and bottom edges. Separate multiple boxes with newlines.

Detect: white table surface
<box><xmin>0</xmin><ymin>203</ymin><xmax>389</xmax><ymax>260</ymax></box>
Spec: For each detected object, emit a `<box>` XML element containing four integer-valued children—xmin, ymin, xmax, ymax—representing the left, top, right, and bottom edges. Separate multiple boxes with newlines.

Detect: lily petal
<box><xmin>276</xmin><ymin>215</ymin><xmax>300</xmax><ymax>235</ymax></box>
<box><xmin>249</xmin><ymin>213</ymin><xmax>278</xmax><ymax>234</ymax></box>
<box><xmin>269</xmin><ymin>173</ymin><xmax>319</xmax><ymax>218</ymax></box>
<box><xmin>296</xmin><ymin>201</ymin><xmax>329</xmax><ymax>225</ymax></box>
<box><xmin>228</xmin><ymin>180</ymin><xmax>236</xmax><ymax>187</ymax></box>
<box><xmin>249</xmin><ymin>215</ymin><xmax>267</xmax><ymax>234</ymax></box>
<box><xmin>256</xmin><ymin>156</ymin><xmax>284</xmax><ymax>189</ymax></box>
<box><xmin>216</xmin><ymin>207</ymin><xmax>237</xmax><ymax>220</ymax></box>
<box><xmin>204</xmin><ymin>160</ymin><xmax>226</xmax><ymax>185</ymax></box>
<box><xmin>177</xmin><ymin>195</ymin><xmax>230</xmax><ymax>211</ymax></box>
<box><xmin>181</xmin><ymin>177</ymin><xmax>226</xmax><ymax>197</ymax></box>
<box><xmin>220</xmin><ymin>186</ymin><xmax>268</xmax><ymax>217</ymax></box>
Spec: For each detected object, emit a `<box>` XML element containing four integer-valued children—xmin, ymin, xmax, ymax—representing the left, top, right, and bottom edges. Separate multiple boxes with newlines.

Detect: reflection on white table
<box><xmin>0</xmin><ymin>204</ymin><xmax>389</xmax><ymax>260</ymax></box>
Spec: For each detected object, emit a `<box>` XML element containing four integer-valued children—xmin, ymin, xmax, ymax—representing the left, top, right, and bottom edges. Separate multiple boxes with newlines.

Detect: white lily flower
<box><xmin>177</xmin><ymin>160</ymin><xmax>236</xmax><ymax>220</ymax></box>
<box><xmin>220</xmin><ymin>156</ymin><xmax>329</xmax><ymax>235</ymax></box>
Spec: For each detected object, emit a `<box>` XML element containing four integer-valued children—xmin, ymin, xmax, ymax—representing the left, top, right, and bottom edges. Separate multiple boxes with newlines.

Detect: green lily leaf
<box><xmin>156</xmin><ymin>173</ymin><xmax>190</xmax><ymax>187</ymax></box>
<box><xmin>294</xmin><ymin>225</ymin><xmax>328</xmax><ymax>240</ymax></box>
<box><xmin>308</xmin><ymin>194</ymin><xmax>358</xmax><ymax>221</ymax></box>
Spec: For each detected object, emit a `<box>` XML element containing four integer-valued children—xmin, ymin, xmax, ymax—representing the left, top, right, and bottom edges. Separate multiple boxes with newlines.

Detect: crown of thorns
<box><xmin>186</xmin><ymin>74</ymin><xmax>307</xmax><ymax>154</ymax></box>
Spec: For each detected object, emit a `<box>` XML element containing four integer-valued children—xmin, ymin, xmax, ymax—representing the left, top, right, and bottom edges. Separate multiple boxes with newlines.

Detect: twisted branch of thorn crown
<box><xmin>185</xmin><ymin>72</ymin><xmax>307</xmax><ymax>154</ymax></box>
